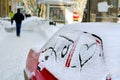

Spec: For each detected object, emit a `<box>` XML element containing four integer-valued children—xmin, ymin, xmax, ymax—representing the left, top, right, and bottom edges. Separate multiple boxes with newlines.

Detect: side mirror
<box><xmin>97</xmin><ymin>1</ymin><xmax>112</xmax><ymax>12</ymax></box>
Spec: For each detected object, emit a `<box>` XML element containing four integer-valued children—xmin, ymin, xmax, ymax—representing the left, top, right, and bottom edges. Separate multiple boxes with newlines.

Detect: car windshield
<box><xmin>38</xmin><ymin>30</ymin><xmax>101</xmax><ymax>70</ymax></box>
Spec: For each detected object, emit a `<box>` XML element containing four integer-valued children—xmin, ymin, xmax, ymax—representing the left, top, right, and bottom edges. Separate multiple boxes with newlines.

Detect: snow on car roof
<box><xmin>37</xmin><ymin>24</ymin><xmax>106</xmax><ymax>80</ymax></box>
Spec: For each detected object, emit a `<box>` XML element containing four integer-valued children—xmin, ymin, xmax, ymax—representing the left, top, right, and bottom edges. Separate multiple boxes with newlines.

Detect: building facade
<box><xmin>84</xmin><ymin>0</ymin><xmax>119</xmax><ymax>22</ymax></box>
<box><xmin>38</xmin><ymin>0</ymin><xmax>120</xmax><ymax>23</ymax></box>
<box><xmin>11</xmin><ymin>0</ymin><xmax>24</xmax><ymax>13</ymax></box>
<box><xmin>1</xmin><ymin>0</ymin><xmax>120</xmax><ymax>23</ymax></box>
<box><xmin>38</xmin><ymin>0</ymin><xmax>87</xmax><ymax>24</ymax></box>
<box><xmin>0</xmin><ymin>0</ymin><xmax>10</xmax><ymax>17</ymax></box>
<box><xmin>0</xmin><ymin>0</ymin><xmax>24</xmax><ymax>17</ymax></box>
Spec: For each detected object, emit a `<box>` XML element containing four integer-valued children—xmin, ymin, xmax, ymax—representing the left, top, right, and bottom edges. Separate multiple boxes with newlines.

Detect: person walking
<box><xmin>9</xmin><ymin>11</ymin><xmax>14</xmax><ymax>24</ymax></box>
<box><xmin>12</xmin><ymin>9</ymin><xmax>24</xmax><ymax>37</ymax></box>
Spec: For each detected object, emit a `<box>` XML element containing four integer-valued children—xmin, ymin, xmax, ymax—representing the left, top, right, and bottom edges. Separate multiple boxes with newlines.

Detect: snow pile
<box><xmin>0</xmin><ymin>19</ymin><xmax>11</xmax><ymax>28</ymax></box>
<box><xmin>0</xmin><ymin>16</ymin><xmax>62</xmax><ymax>39</ymax></box>
<box><xmin>0</xmin><ymin>23</ymin><xmax>7</xmax><ymax>43</ymax></box>
<box><xmin>22</xmin><ymin>16</ymin><xmax>62</xmax><ymax>39</ymax></box>
<box><xmin>22</xmin><ymin>16</ymin><xmax>46</xmax><ymax>31</ymax></box>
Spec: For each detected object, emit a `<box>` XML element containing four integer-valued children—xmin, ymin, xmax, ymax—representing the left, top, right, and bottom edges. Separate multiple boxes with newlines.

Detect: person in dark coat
<box><xmin>12</xmin><ymin>9</ymin><xmax>24</xmax><ymax>37</ymax></box>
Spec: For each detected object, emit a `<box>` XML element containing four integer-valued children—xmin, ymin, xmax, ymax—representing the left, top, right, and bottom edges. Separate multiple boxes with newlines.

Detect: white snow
<box><xmin>0</xmin><ymin>17</ymin><xmax>120</xmax><ymax>80</ymax></box>
<box><xmin>0</xmin><ymin>17</ymin><xmax>61</xmax><ymax>80</ymax></box>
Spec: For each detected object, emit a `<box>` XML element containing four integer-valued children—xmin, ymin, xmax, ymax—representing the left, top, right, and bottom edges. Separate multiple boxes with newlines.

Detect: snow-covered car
<box><xmin>24</xmin><ymin>24</ymin><xmax>111</xmax><ymax>80</ymax></box>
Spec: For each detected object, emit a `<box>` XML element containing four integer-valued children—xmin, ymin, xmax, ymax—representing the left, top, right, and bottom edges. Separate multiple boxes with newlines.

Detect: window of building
<box><xmin>85</xmin><ymin>0</ymin><xmax>118</xmax><ymax>22</ymax></box>
<box><xmin>49</xmin><ymin>6</ymin><xmax>65</xmax><ymax>23</ymax></box>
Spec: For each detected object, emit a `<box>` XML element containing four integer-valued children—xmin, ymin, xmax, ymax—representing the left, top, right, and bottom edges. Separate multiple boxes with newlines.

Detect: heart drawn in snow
<box><xmin>79</xmin><ymin>42</ymin><xmax>97</xmax><ymax>68</ymax></box>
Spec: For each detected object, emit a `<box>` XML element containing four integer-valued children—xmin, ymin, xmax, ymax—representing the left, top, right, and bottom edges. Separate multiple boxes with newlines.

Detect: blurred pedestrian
<box><xmin>12</xmin><ymin>9</ymin><xmax>24</xmax><ymax>37</ymax></box>
<box><xmin>38</xmin><ymin>8</ymin><xmax>41</xmax><ymax>17</ymax></box>
<box><xmin>9</xmin><ymin>11</ymin><xmax>14</xmax><ymax>25</ymax></box>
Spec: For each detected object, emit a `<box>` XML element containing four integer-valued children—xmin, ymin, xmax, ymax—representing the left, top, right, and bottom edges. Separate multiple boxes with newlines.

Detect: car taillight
<box><xmin>106</xmin><ymin>78</ymin><xmax>112</xmax><ymax>80</ymax></box>
<box><xmin>26</xmin><ymin>49</ymin><xmax>40</xmax><ymax>72</ymax></box>
<box><xmin>106</xmin><ymin>74</ymin><xmax>112</xmax><ymax>80</ymax></box>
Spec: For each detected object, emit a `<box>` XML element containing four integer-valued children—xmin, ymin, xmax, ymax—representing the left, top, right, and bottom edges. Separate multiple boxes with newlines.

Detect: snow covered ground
<box><xmin>0</xmin><ymin>17</ymin><xmax>61</xmax><ymax>80</ymax></box>
<box><xmin>0</xmin><ymin>17</ymin><xmax>120</xmax><ymax>80</ymax></box>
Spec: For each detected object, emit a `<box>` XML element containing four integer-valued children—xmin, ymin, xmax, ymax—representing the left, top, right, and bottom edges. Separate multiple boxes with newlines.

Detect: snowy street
<box><xmin>0</xmin><ymin>31</ymin><xmax>45</xmax><ymax>80</ymax></box>
<box><xmin>0</xmin><ymin>17</ymin><xmax>60</xmax><ymax>80</ymax></box>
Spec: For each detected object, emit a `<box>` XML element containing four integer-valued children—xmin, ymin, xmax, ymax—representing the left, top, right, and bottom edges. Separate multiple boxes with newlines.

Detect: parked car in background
<box><xmin>117</xmin><ymin>14</ymin><xmax>120</xmax><ymax>23</ymax></box>
<box><xmin>24</xmin><ymin>23</ymin><xmax>113</xmax><ymax>80</ymax></box>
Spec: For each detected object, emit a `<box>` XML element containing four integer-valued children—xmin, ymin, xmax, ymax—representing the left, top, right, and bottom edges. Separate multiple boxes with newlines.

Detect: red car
<box><xmin>24</xmin><ymin>24</ymin><xmax>111</xmax><ymax>80</ymax></box>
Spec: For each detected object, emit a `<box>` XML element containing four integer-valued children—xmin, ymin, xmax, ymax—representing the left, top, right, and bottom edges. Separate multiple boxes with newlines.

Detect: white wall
<box><xmin>65</xmin><ymin>6</ymin><xmax>73</xmax><ymax>24</ymax></box>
